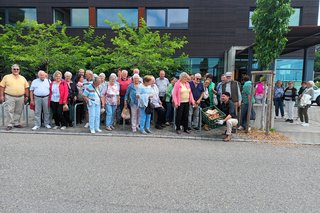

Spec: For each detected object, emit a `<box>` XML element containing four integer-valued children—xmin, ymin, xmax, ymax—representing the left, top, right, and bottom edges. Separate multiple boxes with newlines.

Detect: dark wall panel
<box><xmin>0</xmin><ymin>0</ymin><xmax>318</xmax><ymax>58</ymax></box>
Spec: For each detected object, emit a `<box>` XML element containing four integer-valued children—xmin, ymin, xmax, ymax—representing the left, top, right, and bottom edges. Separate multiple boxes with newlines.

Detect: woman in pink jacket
<box><xmin>172</xmin><ymin>72</ymin><xmax>195</xmax><ymax>134</ymax></box>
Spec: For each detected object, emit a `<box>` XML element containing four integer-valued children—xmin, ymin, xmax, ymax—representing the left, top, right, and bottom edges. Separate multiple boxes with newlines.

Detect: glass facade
<box><xmin>275</xmin><ymin>59</ymin><xmax>303</xmax><ymax>82</ymax></box>
<box><xmin>0</xmin><ymin>8</ymin><xmax>37</xmax><ymax>24</ymax></box>
<box><xmin>188</xmin><ymin>57</ymin><xmax>224</xmax><ymax>78</ymax></box>
<box><xmin>97</xmin><ymin>8</ymin><xmax>138</xmax><ymax>28</ymax></box>
<box><xmin>249</xmin><ymin>8</ymin><xmax>301</xmax><ymax>28</ymax></box>
<box><xmin>53</xmin><ymin>8</ymin><xmax>89</xmax><ymax>27</ymax></box>
<box><xmin>146</xmin><ymin>8</ymin><xmax>189</xmax><ymax>29</ymax></box>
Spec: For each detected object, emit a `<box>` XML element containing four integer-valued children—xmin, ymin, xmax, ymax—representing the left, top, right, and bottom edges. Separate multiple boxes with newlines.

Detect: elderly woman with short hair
<box><xmin>172</xmin><ymin>72</ymin><xmax>195</xmax><ymax>134</ymax></box>
<box><xmin>83</xmin><ymin>74</ymin><xmax>105</xmax><ymax>134</ymax></box>
<box><xmin>103</xmin><ymin>73</ymin><xmax>120</xmax><ymax>131</ymax></box>
<box><xmin>49</xmin><ymin>70</ymin><xmax>68</xmax><ymax>130</ymax></box>
<box><xmin>298</xmin><ymin>81</ymin><xmax>315</xmax><ymax>127</ymax></box>
<box><xmin>64</xmin><ymin>71</ymin><xmax>77</xmax><ymax>126</ymax></box>
<box><xmin>125</xmin><ymin>74</ymin><xmax>141</xmax><ymax>132</ymax></box>
<box><xmin>136</xmin><ymin>75</ymin><xmax>154</xmax><ymax>134</ymax></box>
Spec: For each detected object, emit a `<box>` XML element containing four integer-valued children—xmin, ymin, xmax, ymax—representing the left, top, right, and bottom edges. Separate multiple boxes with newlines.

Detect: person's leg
<box><xmin>94</xmin><ymin>104</ymin><xmax>100</xmax><ymax>130</ymax></box>
<box><xmin>146</xmin><ymin>113</ymin><xmax>151</xmax><ymax>130</ymax></box>
<box><xmin>175</xmin><ymin>105</ymin><xmax>183</xmax><ymax>130</ymax></box>
<box><xmin>182</xmin><ymin>103</ymin><xmax>190</xmax><ymax>131</ymax></box>
<box><xmin>241</xmin><ymin>104</ymin><xmax>248</xmax><ymax>129</ymax></box>
<box><xmin>274</xmin><ymin>99</ymin><xmax>279</xmax><ymax>117</ymax></box>
<box><xmin>58</xmin><ymin>104</ymin><xmax>66</xmax><ymax>127</ymax></box>
<box><xmin>139</xmin><ymin>107</ymin><xmax>146</xmax><ymax>131</ymax></box>
<box><xmin>87</xmin><ymin>104</ymin><xmax>95</xmax><ymax>131</ymax></box>
<box><xmin>42</xmin><ymin>97</ymin><xmax>50</xmax><ymax>126</ymax></box>
<box><xmin>4</xmin><ymin>95</ymin><xmax>16</xmax><ymax>127</ymax></box>
<box><xmin>284</xmin><ymin>100</ymin><xmax>289</xmax><ymax>119</ymax></box>
<box><xmin>112</xmin><ymin>105</ymin><xmax>117</xmax><ymax>127</ymax></box>
<box><xmin>34</xmin><ymin>96</ymin><xmax>42</xmax><ymax>127</ymax></box>
<box><xmin>130</xmin><ymin>104</ymin><xmax>138</xmax><ymax>131</ymax></box>
<box><xmin>226</xmin><ymin>118</ymin><xmax>239</xmax><ymax>135</ymax></box>
<box><xmin>188</xmin><ymin>104</ymin><xmax>193</xmax><ymax>128</ymax></box>
<box><xmin>192</xmin><ymin>106</ymin><xmax>200</xmax><ymax>128</ymax></box>
<box><xmin>51</xmin><ymin>102</ymin><xmax>59</xmax><ymax>126</ymax></box>
<box><xmin>166</xmin><ymin>102</ymin><xmax>172</xmax><ymax>122</ymax></box>
<box><xmin>288</xmin><ymin>101</ymin><xmax>294</xmax><ymax>120</ymax></box>
<box><xmin>13</xmin><ymin>96</ymin><xmax>24</xmax><ymax>126</ymax></box>
<box><xmin>279</xmin><ymin>100</ymin><xmax>284</xmax><ymax>117</ymax></box>
<box><xmin>304</xmin><ymin>107</ymin><xmax>309</xmax><ymax>123</ymax></box>
<box><xmin>106</xmin><ymin>104</ymin><xmax>112</xmax><ymax>127</ymax></box>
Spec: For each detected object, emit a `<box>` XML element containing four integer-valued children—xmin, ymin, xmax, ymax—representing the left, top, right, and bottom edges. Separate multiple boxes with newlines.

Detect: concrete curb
<box><xmin>0</xmin><ymin>130</ymin><xmax>253</xmax><ymax>143</ymax></box>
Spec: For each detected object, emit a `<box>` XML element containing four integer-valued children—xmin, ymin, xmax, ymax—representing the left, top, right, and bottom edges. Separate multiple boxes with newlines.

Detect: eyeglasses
<box><xmin>13</xmin><ymin>68</ymin><xmax>20</xmax><ymax>70</ymax></box>
<box><xmin>196</xmin><ymin>78</ymin><xmax>201</xmax><ymax>80</ymax></box>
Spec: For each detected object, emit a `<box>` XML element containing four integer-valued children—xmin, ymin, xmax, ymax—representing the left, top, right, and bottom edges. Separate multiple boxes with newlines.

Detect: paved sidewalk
<box><xmin>274</xmin><ymin>106</ymin><xmax>320</xmax><ymax>145</ymax></box>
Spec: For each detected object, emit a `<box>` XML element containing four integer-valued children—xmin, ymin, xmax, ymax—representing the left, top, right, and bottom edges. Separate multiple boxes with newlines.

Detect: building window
<box><xmin>146</xmin><ymin>8</ymin><xmax>189</xmax><ymax>29</ymax></box>
<box><xmin>249</xmin><ymin>8</ymin><xmax>301</xmax><ymax>28</ymax></box>
<box><xmin>146</xmin><ymin>9</ymin><xmax>166</xmax><ymax>28</ymax></box>
<box><xmin>187</xmin><ymin>58</ymin><xmax>224</xmax><ymax>76</ymax></box>
<box><xmin>53</xmin><ymin>8</ymin><xmax>89</xmax><ymax>27</ymax></box>
<box><xmin>0</xmin><ymin>8</ymin><xmax>37</xmax><ymax>25</ymax></box>
<box><xmin>97</xmin><ymin>8</ymin><xmax>138</xmax><ymax>28</ymax></box>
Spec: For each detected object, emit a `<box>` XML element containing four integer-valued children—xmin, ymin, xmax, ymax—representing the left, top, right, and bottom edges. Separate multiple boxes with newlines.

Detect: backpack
<box><xmin>256</xmin><ymin>83</ymin><xmax>264</xmax><ymax>96</ymax></box>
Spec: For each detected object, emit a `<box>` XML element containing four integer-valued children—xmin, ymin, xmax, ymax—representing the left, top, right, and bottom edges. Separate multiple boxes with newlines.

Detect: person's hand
<box><xmin>193</xmin><ymin>103</ymin><xmax>198</xmax><ymax>108</ymax></box>
<box><xmin>24</xmin><ymin>96</ymin><xmax>29</xmax><ymax>104</ymax></box>
<box><xmin>30</xmin><ymin>100</ymin><xmax>34</xmax><ymax>105</ymax></box>
<box><xmin>0</xmin><ymin>95</ymin><xmax>4</xmax><ymax>104</ymax></box>
<box><xmin>74</xmin><ymin>96</ymin><xmax>77</xmax><ymax>102</ymax></box>
<box><xmin>136</xmin><ymin>94</ymin><xmax>140</xmax><ymax>99</ymax></box>
<box><xmin>216</xmin><ymin>119</ymin><xmax>224</xmax><ymax>125</ymax></box>
<box><xmin>124</xmin><ymin>100</ymin><xmax>128</xmax><ymax>107</ymax></box>
<box><xmin>117</xmin><ymin>99</ymin><xmax>120</xmax><ymax>106</ymax></box>
<box><xmin>196</xmin><ymin>100</ymin><xmax>201</xmax><ymax>105</ymax></box>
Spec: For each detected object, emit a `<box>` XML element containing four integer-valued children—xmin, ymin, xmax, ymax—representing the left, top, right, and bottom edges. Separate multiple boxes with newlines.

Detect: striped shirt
<box><xmin>83</xmin><ymin>84</ymin><xmax>103</xmax><ymax>105</ymax></box>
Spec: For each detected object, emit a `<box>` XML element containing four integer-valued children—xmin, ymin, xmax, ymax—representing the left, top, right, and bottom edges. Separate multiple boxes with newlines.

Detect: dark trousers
<box><xmin>154</xmin><ymin>107</ymin><xmax>166</xmax><ymax>126</ymax></box>
<box><xmin>75</xmin><ymin>100</ymin><xmax>84</xmax><ymax>124</ymax></box>
<box><xmin>166</xmin><ymin>102</ymin><xmax>174</xmax><ymax>122</ymax></box>
<box><xmin>175</xmin><ymin>102</ymin><xmax>189</xmax><ymax>131</ymax></box>
<box><xmin>50</xmin><ymin>101</ymin><xmax>66</xmax><ymax>127</ymax></box>
<box><xmin>241</xmin><ymin>103</ymin><xmax>256</xmax><ymax>129</ymax></box>
<box><xmin>274</xmin><ymin>98</ymin><xmax>284</xmax><ymax>117</ymax></box>
<box><xmin>298</xmin><ymin>107</ymin><xmax>309</xmax><ymax>123</ymax></box>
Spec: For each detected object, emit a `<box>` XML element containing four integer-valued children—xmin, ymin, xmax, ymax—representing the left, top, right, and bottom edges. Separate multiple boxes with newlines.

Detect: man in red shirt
<box><xmin>117</xmin><ymin>70</ymin><xmax>132</xmax><ymax>124</ymax></box>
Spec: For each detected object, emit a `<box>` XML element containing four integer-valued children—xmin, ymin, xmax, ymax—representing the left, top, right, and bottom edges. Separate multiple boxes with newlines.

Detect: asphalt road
<box><xmin>0</xmin><ymin>133</ymin><xmax>319</xmax><ymax>213</ymax></box>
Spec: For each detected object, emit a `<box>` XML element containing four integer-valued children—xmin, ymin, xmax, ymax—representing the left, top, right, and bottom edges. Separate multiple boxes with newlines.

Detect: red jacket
<box><xmin>49</xmin><ymin>80</ymin><xmax>69</xmax><ymax>104</ymax></box>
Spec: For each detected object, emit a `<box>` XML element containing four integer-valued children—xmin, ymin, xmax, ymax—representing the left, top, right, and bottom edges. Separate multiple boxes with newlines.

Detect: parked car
<box><xmin>312</xmin><ymin>86</ymin><xmax>320</xmax><ymax>106</ymax></box>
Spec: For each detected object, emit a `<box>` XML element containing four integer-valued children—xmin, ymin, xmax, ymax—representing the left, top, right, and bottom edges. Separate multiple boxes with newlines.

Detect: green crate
<box><xmin>201</xmin><ymin>106</ymin><xmax>226</xmax><ymax>129</ymax></box>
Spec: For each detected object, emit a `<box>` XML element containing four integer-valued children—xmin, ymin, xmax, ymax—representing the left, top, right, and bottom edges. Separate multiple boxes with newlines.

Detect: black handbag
<box><xmin>145</xmin><ymin>101</ymin><xmax>153</xmax><ymax>114</ymax></box>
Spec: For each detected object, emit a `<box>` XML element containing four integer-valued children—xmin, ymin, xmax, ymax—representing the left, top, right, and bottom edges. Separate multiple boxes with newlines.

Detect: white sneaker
<box><xmin>302</xmin><ymin>123</ymin><xmax>309</xmax><ymax>127</ymax></box>
<box><xmin>53</xmin><ymin>126</ymin><xmax>59</xmax><ymax>130</ymax></box>
<box><xmin>300</xmin><ymin>122</ymin><xmax>305</xmax><ymax>125</ymax></box>
<box><xmin>32</xmin><ymin>126</ymin><xmax>40</xmax><ymax>131</ymax></box>
<box><xmin>84</xmin><ymin>123</ymin><xmax>89</xmax><ymax>128</ymax></box>
<box><xmin>90</xmin><ymin>129</ymin><xmax>96</xmax><ymax>134</ymax></box>
<box><xmin>96</xmin><ymin>129</ymin><xmax>102</xmax><ymax>133</ymax></box>
<box><xmin>45</xmin><ymin>125</ymin><xmax>51</xmax><ymax>129</ymax></box>
<box><xmin>60</xmin><ymin>126</ymin><xmax>67</xmax><ymax>130</ymax></box>
<box><xmin>237</xmin><ymin>126</ymin><xmax>244</xmax><ymax>130</ymax></box>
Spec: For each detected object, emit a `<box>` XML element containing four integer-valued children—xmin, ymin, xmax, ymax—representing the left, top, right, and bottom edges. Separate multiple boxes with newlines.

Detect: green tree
<box><xmin>0</xmin><ymin>20</ymin><xmax>108</xmax><ymax>78</ymax></box>
<box><xmin>252</xmin><ymin>0</ymin><xmax>294</xmax><ymax>69</ymax></box>
<box><xmin>96</xmin><ymin>17</ymin><xmax>188</xmax><ymax>76</ymax></box>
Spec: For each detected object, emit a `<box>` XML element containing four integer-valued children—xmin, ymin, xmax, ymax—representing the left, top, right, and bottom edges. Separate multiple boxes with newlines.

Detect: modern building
<box><xmin>0</xmin><ymin>0</ymin><xmax>319</xmax><ymax>82</ymax></box>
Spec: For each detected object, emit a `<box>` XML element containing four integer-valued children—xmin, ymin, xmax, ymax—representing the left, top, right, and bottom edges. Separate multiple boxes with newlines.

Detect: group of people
<box><xmin>273</xmin><ymin>80</ymin><xmax>315</xmax><ymax>126</ymax></box>
<box><xmin>0</xmin><ymin>64</ymin><xmax>315</xmax><ymax>142</ymax></box>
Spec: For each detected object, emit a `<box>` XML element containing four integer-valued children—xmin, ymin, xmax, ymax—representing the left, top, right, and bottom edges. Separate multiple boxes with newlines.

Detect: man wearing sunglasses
<box><xmin>0</xmin><ymin>64</ymin><xmax>29</xmax><ymax>130</ymax></box>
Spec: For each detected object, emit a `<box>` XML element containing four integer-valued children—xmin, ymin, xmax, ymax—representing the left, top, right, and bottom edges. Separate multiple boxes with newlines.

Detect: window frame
<box><xmin>96</xmin><ymin>7</ymin><xmax>139</xmax><ymax>29</ymax></box>
<box><xmin>146</xmin><ymin>8</ymin><xmax>189</xmax><ymax>29</ymax></box>
<box><xmin>52</xmin><ymin>7</ymin><xmax>89</xmax><ymax>28</ymax></box>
